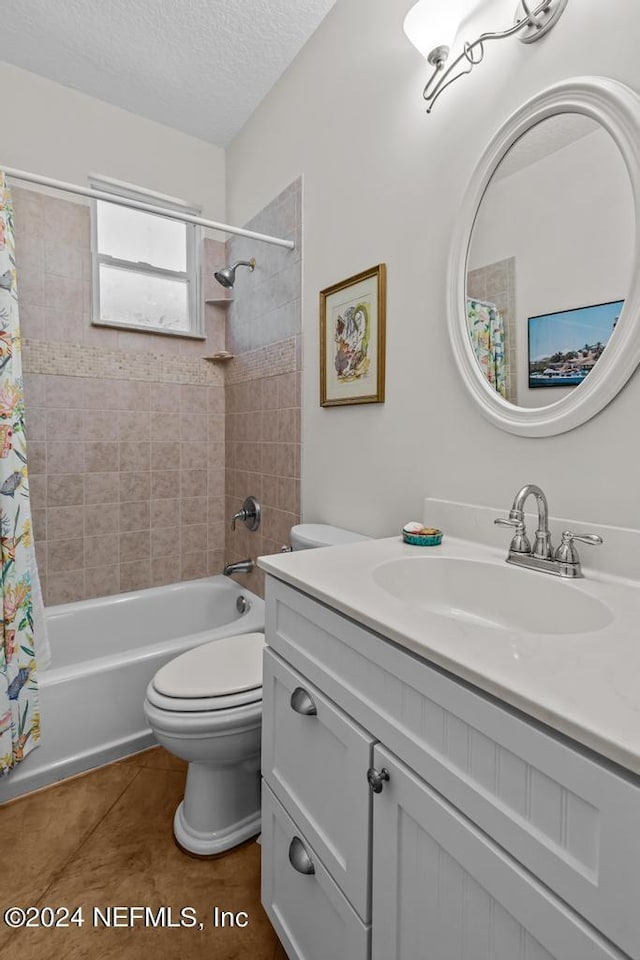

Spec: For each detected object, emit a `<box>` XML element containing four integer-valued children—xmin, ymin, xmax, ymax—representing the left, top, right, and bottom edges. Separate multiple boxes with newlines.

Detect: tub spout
<box><xmin>223</xmin><ymin>559</ymin><xmax>253</xmax><ymax>576</ymax></box>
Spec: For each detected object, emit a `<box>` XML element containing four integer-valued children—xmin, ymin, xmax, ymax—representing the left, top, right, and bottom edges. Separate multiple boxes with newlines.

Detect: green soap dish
<box><xmin>403</xmin><ymin>530</ymin><xmax>443</xmax><ymax>547</ymax></box>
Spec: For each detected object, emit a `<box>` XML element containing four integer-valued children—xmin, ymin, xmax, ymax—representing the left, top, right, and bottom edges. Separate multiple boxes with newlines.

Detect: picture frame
<box><xmin>528</xmin><ymin>299</ymin><xmax>623</xmax><ymax>389</ymax></box>
<box><xmin>320</xmin><ymin>263</ymin><xmax>386</xmax><ymax>406</ymax></box>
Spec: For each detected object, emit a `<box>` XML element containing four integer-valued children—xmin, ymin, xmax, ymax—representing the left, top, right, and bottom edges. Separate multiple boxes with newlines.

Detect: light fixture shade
<box><xmin>403</xmin><ymin>0</ymin><xmax>473</xmax><ymax>61</ymax></box>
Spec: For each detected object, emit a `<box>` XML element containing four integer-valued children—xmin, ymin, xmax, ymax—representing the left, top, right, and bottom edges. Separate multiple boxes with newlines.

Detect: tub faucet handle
<box><xmin>230</xmin><ymin>496</ymin><xmax>261</xmax><ymax>532</ymax></box>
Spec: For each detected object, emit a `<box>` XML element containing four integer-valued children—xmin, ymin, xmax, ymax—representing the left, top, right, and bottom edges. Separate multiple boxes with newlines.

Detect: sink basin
<box><xmin>371</xmin><ymin>556</ymin><xmax>612</xmax><ymax>635</ymax></box>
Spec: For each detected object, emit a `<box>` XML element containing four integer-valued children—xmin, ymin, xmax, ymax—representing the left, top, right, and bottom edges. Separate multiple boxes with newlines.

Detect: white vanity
<box><xmin>258</xmin><ymin>523</ymin><xmax>640</xmax><ymax>960</ymax></box>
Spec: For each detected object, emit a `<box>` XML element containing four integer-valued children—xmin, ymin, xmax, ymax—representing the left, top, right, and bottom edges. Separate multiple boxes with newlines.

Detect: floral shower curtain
<box><xmin>0</xmin><ymin>171</ymin><xmax>48</xmax><ymax>775</ymax></box>
<box><xmin>466</xmin><ymin>298</ymin><xmax>507</xmax><ymax>400</ymax></box>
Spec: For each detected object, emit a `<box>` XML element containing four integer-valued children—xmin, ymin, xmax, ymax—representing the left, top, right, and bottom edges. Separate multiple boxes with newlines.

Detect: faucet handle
<box><xmin>230</xmin><ymin>496</ymin><xmax>261</xmax><ymax>532</ymax></box>
<box><xmin>555</xmin><ymin>530</ymin><xmax>603</xmax><ymax>564</ymax></box>
<box><xmin>566</xmin><ymin>532</ymin><xmax>603</xmax><ymax>546</ymax></box>
<box><xmin>494</xmin><ymin>517</ymin><xmax>531</xmax><ymax>554</ymax></box>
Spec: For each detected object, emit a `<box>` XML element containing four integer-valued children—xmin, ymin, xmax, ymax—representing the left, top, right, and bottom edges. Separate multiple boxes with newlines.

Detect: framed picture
<box><xmin>528</xmin><ymin>298</ymin><xmax>623</xmax><ymax>388</ymax></box>
<box><xmin>320</xmin><ymin>264</ymin><xmax>386</xmax><ymax>406</ymax></box>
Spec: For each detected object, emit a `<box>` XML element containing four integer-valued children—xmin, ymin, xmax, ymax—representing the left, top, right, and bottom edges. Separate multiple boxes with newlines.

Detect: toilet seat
<box><xmin>148</xmin><ymin>632</ymin><xmax>265</xmax><ymax>713</ymax></box>
<box><xmin>145</xmin><ymin>684</ymin><xmax>262</xmax><ymax>714</ymax></box>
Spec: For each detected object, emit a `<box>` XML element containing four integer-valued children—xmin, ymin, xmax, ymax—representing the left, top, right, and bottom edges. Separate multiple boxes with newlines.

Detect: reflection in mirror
<box><xmin>466</xmin><ymin>114</ymin><xmax>634</xmax><ymax>408</ymax></box>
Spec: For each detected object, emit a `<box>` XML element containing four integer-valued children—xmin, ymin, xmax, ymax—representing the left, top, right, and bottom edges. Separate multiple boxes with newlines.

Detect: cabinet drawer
<box><xmin>262</xmin><ymin>649</ymin><xmax>373</xmax><ymax>920</ymax></box>
<box><xmin>267</xmin><ymin>577</ymin><xmax>640</xmax><ymax>959</ymax></box>
<box><xmin>372</xmin><ymin>746</ymin><xmax>626</xmax><ymax>960</ymax></box>
<box><xmin>261</xmin><ymin>783</ymin><xmax>370</xmax><ymax>960</ymax></box>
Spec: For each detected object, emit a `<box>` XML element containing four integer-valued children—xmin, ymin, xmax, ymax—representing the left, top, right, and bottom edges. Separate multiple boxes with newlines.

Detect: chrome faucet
<box><xmin>496</xmin><ymin>483</ymin><xmax>552</xmax><ymax>559</ymax></box>
<box><xmin>223</xmin><ymin>559</ymin><xmax>254</xmax><ymax>577</ymax></box>
<box><xmin>495</xmin><ymin>484</ymin><xmax>602</xmax><ymax>578</ymax></box>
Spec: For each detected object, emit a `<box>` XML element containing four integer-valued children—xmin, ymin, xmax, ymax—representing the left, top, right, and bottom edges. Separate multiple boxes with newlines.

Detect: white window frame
<box><xmin>90</xmin><ymin>175</ymin><xmax>204</xmax><ymax>339</ymax></box>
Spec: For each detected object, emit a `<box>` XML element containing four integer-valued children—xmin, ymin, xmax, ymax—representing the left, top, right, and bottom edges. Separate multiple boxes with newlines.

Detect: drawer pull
<box><xmin>367</xmin><ymin>767</ymin><xmax>390</xmax><ymax>794</ymax></box>
<box><xmin>290</xmin><ymin>686</ymin><xmax>318</xmax><ymax>716</ymax></box>
<box><xmin>288</xmin><ymin>836</ymin><xmax>316</xmax><ymax>875</ymax></box>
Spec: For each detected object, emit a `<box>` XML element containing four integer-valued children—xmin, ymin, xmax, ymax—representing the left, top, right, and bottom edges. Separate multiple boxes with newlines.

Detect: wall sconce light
<box><xmin>403</xmin><ymin>0</ymin><xmax>568</xmax><ymax>113</ymax></box>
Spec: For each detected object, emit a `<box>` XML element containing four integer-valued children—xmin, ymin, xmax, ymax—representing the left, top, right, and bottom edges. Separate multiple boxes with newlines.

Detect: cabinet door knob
<box><xmin>367</xmin><ymin>767</ymin><xmax>390</xmax><ymax>794</ymax></box>
<box><xmin>290</xmin><ymin>686</ymin><xmax>317</xmax><ymax>716</ymax></box>
<box><xmin>288</xmin><ymin>836</ymin><xmax>316</xmax><ymax>875</ymax></box>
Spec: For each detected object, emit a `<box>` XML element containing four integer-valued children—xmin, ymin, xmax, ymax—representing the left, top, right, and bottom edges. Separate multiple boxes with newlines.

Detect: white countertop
<box><xmin>259</xmin><ymin>535</ymin><xmax>640</xmax><ymax>777</ymax></box>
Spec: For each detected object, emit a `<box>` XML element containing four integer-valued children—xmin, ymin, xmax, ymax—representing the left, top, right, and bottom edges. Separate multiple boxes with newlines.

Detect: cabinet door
<box><xmin>262</xmin><ymin>649</ymin><xmax>374</xmax><ymax>919</ymax></box>
<box><xmin>371</xmin><ymin>747</ymin><xmax>626</xmax><ymax>960</ymax></box>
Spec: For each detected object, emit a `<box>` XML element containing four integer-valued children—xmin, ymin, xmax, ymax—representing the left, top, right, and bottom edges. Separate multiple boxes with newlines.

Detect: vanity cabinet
<box><xmin>371</xmin><ymin>746</ymin><xmax>623</xmax><ymax>960</ymax></box>
<box><xmin>261</xmin><ymin>576</ymin><xmax>638</xmax><ymax>960</ymax></box>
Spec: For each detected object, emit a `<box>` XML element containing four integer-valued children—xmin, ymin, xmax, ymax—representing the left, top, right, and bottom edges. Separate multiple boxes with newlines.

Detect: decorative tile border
<box><xmin>22</xmin><ymin>337</ymin><xmax>297</xmax><ymax>387</ymax></box>
<box><xmin>23</xmin><ymin>338</ymin><xmax>224</xmax><ymax>387</ymax></box>
<box><xmin>226</xmin><ymin>337</ymin><xmax>297</xmax><ymax>384</ymax></box>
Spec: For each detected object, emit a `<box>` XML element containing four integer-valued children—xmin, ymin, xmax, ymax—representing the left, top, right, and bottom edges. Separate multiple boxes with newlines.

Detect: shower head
<box><xmin>214</xmin><ymin>258</ymin><xmax>256</xmax><ymax>289</ymax></box>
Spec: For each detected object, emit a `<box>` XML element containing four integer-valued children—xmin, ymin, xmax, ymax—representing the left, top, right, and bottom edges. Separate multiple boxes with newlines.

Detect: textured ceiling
<box><xmin>1</xmin><ymin>0</ymin><xmax>337</xmax><ymax>146</ymax></box>
<box><xmin>495</xmin><ymin>114</ymin><xmax>599</xmax><ymax>181</ymax></box>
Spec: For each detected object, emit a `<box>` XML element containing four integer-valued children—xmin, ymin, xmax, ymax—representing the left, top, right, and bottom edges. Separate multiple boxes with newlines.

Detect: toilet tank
<box><xmin>290</xmin><ymin>524</ymin><xmax>370</xmax><ymax>550</ymax></box>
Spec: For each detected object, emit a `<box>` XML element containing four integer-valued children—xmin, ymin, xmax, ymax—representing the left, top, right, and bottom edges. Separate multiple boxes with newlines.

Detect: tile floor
<box><xmin>0</xmin><ymin>748</ymin><xmax>287</xmax><ymax>959</ymax></box>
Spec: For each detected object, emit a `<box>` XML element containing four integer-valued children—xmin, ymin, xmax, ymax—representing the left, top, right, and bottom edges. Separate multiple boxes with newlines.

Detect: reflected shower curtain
<box><xmin>0</xmin><ymin>171</ymin><xmax>48</xmax><ymax>775</ymax></box>
<box><xmin>466</xmin><ymin>298</ymin><xmax>507</xmax><ymax>399</ymax></box>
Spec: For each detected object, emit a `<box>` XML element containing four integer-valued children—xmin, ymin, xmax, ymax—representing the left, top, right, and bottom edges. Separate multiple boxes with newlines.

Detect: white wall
<box><xmin>469</xmin><ymin>128</ymin><xmax>633</xmax><ymax>406</ymax></box>
<box><xmin>1</xmin><ymin>62</ymin><xmax>225</xmax><ymax>218</ymax></box>
<box><xmin>226</xmin><ymin>0</ymin><xmax>640</xmax><ymax>533</ymax></box>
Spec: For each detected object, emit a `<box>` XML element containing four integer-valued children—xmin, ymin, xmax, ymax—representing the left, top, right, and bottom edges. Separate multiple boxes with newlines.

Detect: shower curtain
<box><xmin>0</xmin><ymin>171</ymin><xmax>48</xmax><ymax>775</ymax></box>
<box><xmin>466</xmin><ymin>298</ymin><xmax>507</xmax><ymax>399</ymax></box>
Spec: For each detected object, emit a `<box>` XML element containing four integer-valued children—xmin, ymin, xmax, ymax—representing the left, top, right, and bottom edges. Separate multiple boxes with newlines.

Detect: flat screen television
<box><xmin>528</xmin><ymin>299</ymin><xmax>624</xmax><ymax>389</ymax></box>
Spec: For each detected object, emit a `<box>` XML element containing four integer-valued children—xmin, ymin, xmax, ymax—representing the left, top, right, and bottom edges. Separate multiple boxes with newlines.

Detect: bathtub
<box><xmin>0</xmin><ymin>577</ymin><xmax>264</xmax><ymax>803</ymax></box>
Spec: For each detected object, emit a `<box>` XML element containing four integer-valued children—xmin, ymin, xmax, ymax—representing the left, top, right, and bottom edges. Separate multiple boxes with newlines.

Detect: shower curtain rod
<box><xmin>2</xmin><ymin>165</ymin><xmax>295</xmax><ymax>250</ymax></box>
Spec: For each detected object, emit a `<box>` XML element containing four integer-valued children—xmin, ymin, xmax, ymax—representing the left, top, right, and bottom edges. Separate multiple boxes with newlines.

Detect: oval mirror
<box><xmin>448</xmin><ymin>78</ymin><xmax>640</xmax><ymax>436</ymax></box>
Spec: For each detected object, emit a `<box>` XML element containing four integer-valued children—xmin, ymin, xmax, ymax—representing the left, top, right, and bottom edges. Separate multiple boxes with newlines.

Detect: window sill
<box><xmin>91</xmin><ymin>320</ymin><xmax>206</xmax><ymax>341</ymax></box>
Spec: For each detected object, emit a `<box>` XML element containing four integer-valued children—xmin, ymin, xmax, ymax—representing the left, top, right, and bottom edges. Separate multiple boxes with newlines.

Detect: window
<box><xmin>90</xmin><ymin>176</ymin><xmax>203</xmax><ymax>338</ymax></box>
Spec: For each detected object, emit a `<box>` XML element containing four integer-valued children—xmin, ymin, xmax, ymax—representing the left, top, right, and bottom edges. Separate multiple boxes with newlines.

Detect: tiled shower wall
<box><xmin>225</xmin><ymin>179</ymin><xmax>302</xmax><ymax>597</ymax></box>
<box><xmin>13</xmin><ymin>179</ymin><xmax>301</xmax><ymax>605</ymax></box>
<box><xmin>13</xmin><ymin>186</ymin><xmax>228</xmax><ymax>605</ymax></box>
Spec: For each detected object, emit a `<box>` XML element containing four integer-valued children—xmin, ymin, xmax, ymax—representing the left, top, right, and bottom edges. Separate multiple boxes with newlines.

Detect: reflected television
<box><xmin>528</xmin><ymin>299</ymin><xmax>623</xmax><ymax>389</ymax></box>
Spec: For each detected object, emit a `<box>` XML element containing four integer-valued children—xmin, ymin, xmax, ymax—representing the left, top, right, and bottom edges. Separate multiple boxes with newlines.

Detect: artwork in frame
<box><xmin>528</xmin><ymin>298</ymin><xmax>623</xmax><ymax>388</ymax></box>
<box><xmin>320</xmin><ymin>263</ymin><xmax>386</xmax><ymax>406</ymax></box>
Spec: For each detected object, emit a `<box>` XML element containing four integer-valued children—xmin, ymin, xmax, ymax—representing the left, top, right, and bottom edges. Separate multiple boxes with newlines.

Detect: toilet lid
<box><xmin>152</xmin><ymin>632</ymin><xmax>265</xmax><ymax>699</ymax></box>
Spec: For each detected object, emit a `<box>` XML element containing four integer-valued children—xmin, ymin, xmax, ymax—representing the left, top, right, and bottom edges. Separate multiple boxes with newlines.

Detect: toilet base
<box><xmin>172</xmin><ymin>753</ymin><xmax>262</xmax><ymax>856</ymax></box>
<box><xmin>174</xmin><ymin>801</ymin><xmax>261</xmax><ymax>856</ymax></box>
<box><xmin>143</xmin><ymin>690</ymin><xmax>263</xmax><ymax>857</ymax></box>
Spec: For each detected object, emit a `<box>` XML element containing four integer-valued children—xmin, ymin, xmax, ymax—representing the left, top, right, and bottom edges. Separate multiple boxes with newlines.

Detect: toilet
<box><xmin>143</xmin><ymin>523</ymin><xmax>369</xmax><ymax>856</ymax></box>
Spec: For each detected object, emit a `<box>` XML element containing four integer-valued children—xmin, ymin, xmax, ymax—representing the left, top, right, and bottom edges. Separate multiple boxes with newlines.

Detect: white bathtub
<box><xmin>0</xmin><ymin>577</ymin><xmax>264</xmax><ymax>803</ymax></box>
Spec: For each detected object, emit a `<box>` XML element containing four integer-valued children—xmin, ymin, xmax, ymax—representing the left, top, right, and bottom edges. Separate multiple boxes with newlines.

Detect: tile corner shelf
<box><xmin>204</xmin><ymin>352</ymin><xmax>234</xmax><ymax>362</ymax></box>
<box><xmin>205</xmin><ymin>297</ymin><xmax>234</xmax><ymax>305</ymax></box>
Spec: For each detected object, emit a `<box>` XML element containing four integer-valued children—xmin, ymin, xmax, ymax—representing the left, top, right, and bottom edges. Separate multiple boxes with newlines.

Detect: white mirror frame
<box><xmin>448</xmin><ymin>76</ymin><xmax>640</xmax><ymax>437</ymax></box>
